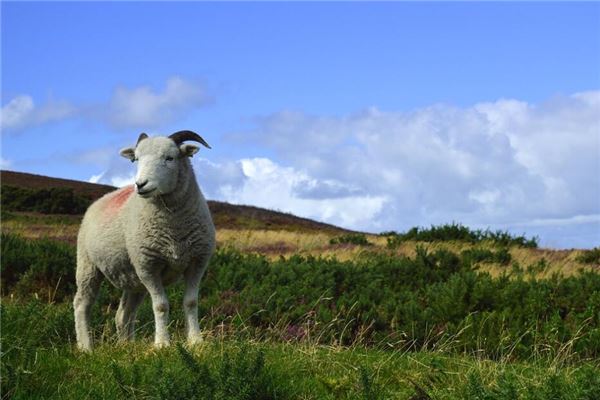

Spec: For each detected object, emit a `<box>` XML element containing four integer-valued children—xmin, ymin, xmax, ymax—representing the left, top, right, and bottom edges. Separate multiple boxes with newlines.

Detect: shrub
<box><xmin>330</xmin><ymin>233</ymin><xmax>373</xmax><ymax>246</ymax></box>
<box><xmin>0</xmin><ymin>185</ymin><xmax>91</xmax><ymax>214</ymax></box>
<box><xmin>576</xmin><ymin>248</ymin><xmax>600</xmax><ymax>264</ymax></box>
<box><xmin>461</xmin><ymin>247</ymin><xmax>512</xmax><ymax>266</ymax></box>
<box><xmin>385</xmin><ymin>223</ymin><xmax>538</xmax><ymax>249</ymax></box>
<box><xmin>0</xmin><ymin>233</ymin><xmax>76</xmax><ymax>301</ymax></box>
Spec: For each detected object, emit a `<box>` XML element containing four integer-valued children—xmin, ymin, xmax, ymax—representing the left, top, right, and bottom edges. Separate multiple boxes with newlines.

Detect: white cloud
<box><xmin>195</xmin><ymin>157</ymin><xmax>387</xmax><ymax>229</ymax></box>
<box><xmin>1</xmin><ymin>76</ymin><xmax>210</xmax><ymax>134</ymax></box>
<box><xmin>88</xmin><ymin>172</ymin><xmax>104</xmax><ymax>184</ymax></box>
<box><xmin>85</xmin><ymin>150</ymin><xmax>136</xmax><ymax>188</ymax></box>
<box><xmin>107</xmin><ymin>77</ymin><xmax>210</xmax><ymax>129</ymax></box>
<box><xmin>0</xmin><ymin>95</ymin><xmax>74</xmax><ymax>131</ymax></box>
<box><xmin>88</xmin><ymin>170</ymin><xmax>134</xmax><ymax>188</ymax></box>
<box><xmin>223</xmin><ymin>91</ymin><xmax>599</xmax><ymax>247</ymax></box>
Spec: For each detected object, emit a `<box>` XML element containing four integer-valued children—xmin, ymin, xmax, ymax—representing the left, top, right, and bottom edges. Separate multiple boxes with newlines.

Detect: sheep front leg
<box><xmin>139</xmin><ymin>272</ymin><xmax>170</xmax><ymax>348</ymax></box>
<box><xmin>183</xmin><ymin>264</ymin><xmax>208</xmax><ymax>345</ymax></box>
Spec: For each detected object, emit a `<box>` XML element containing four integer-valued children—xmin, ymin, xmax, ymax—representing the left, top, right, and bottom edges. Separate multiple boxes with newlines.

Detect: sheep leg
<box><xmin>73</xmin><ymin>255</ymin><xmax>103</xmax><ymax>352</ymax></box>
<box><xmin>125</xmin><ymin>291</ymin><xmax>146</xmax><ymax>340</ymax></box>
<box><xmin>115</xmin><ymin>290</ymin><xmax>146</xmax><ymax>341</ymax></box>
<box><xmin>139</xmin><ymin>272</ymin><xmax>170</xmax><ymax>347</ymax></box>
<box><xmin>183</xmin><ymin>264</ymin><xmax>208</xmax><ymax>345</ymax></box>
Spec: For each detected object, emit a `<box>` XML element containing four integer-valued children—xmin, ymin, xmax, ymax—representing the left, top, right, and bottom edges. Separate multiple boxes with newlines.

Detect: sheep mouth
<box><xmin>137</xmin><ymin>187</ymin><xmax>157</xmax><ymax>197</ymax></box>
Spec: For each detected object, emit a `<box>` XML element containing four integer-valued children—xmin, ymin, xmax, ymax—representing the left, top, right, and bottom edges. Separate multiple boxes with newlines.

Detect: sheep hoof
<box><xmin>154</xmin><ymin>340</ymin><xmax>170</xmax><ymax>349</ymax></box>
<box><xmin>77</xmin><ymin>345</ymin><xmax>92</xmax><ymax>353</ymax></box>
<box><xmin>187</xmin><ymin>334</ymin><xmax>203</xmax><ymax>346</ymax></box>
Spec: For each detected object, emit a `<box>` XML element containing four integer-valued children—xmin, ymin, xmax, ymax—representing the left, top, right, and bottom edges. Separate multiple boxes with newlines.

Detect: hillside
<box><xmin>0</xmin><ymin>170</ymin><xmax>351</xmax><ymax>234</ymax></box>
<box><xmin>1</xmin><ymin>170</ymin><xmax>597</xmax><ymax>276</ymax></box>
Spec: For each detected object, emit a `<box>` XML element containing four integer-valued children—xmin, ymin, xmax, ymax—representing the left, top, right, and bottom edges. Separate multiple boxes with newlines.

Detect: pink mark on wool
<box><xmin>104</xmin><ymin>185</ymin><xmax>134</xmax><ymax>217</ymax></box>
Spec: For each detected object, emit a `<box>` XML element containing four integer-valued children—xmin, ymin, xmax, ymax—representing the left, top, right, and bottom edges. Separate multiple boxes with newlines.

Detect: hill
<box><xmin>1</xmin><ymin>170</ymin><xmax>597</xmax><ymax>276</ymax></box>
<box><xmin>0</xmin><ymin>170</ymin><xmax>351</xmax><ymax>234</ymax></box>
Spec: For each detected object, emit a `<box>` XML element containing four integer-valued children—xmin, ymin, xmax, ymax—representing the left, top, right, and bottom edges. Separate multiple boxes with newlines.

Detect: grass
<box><xmin>4</xmin><ymin>233</ymin><xmax>600</xmax><ymax>361</ymax></box>
<box><xmin>1</xmin><ymin>234</ymin><xmax>599</xmax><ymax>398</ymax></box>
<box><xmin>2</xmin><ymin>299</ymin><xmax>599</xmax><ymax>400</ymax></box>
<box><xmin>3</xmin><ymin>214</ymin><xmax>595</xmax><ymax>277</ymax></box>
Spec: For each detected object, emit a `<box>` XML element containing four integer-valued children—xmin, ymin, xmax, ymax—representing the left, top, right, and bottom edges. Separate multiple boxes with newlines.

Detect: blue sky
<box><xmin>2</xmin><ymin>2</ymin><xmax>599</xmax><ymax>248</ymax></box>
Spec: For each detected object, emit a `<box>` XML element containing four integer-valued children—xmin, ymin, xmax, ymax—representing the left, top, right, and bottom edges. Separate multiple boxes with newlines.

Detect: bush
<box><xmin>0</xmin><ymin>185</ymin><xmax>91</xmax><ymax>214</ymax></box>
<box><xmin>576</xmin><ymin>248</ymin><xmax>600</xmax><ymax>264</ymax></box>
<box><xmin>0</xmin><ymin>233</ymin><xmax>76</xmax><ymax>301</ymax></box>
<box><xmin>385</xmin><ymin>223</ymin><xmax>538</xmax><ymax>249</ymax></box>
<box><xmin>330</xmin><ymin>233</ymin><xmax>373</xmax><ymax>246</ymax></box>
<box><xmin>461</xmin><ymin>247</ymin><xmax>512</xmax><ymax>266</ymax></box>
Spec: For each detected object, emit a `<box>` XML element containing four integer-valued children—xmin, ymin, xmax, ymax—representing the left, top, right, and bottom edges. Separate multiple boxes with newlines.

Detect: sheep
<box><xmin>73</xmin><ymin>130</ymin><xmax>216</xmax><ymax>351</ymax></box>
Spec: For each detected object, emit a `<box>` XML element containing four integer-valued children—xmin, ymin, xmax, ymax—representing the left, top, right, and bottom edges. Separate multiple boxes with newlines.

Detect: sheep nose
<box><xmin>136</xmin><ymin>180</ymin><xmax>148</xmax><ymax>190</ymax></box>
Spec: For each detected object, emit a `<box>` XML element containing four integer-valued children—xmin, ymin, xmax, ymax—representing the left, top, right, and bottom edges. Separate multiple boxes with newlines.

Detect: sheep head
<box><xmin>119</xmin><ymin>131</ymin><xmax>211</xmax><ymax>197</ymax></box>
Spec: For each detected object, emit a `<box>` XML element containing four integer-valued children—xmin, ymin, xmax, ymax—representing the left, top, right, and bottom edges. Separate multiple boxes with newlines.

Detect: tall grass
<box><xmin>2</xmin><ymin>233</ymin><xmax>599</xmax><ymax>361</ymax></box>
<box><xmin>2</xmin><ymin>299</ymin><xmax>599</xmax><ymax>399</ymax></box>
<box><xmin>2</xmin><ymin>232</ymin><xmax>600</xmax><ymax>398</ymax></box>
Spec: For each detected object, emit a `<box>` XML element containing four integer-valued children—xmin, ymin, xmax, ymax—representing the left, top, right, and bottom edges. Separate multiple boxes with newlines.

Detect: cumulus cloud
<box><xmin>83</xmin><ymin>90</ymin><xmax>599</xmax><ymax>248</ymax></box>
<box><xmin>1</xmin><ymin>77</ymin><xmax>210</xmax><ymax>134</ymax></box>
<box><xmin>0</xmin><ymin>95</ymin><xmax>74</xmax><ymax>131</ymax></box>
<box><xmin>106</xmin><ymin>77</ymin><xmax>210</xmax><ymax>129</ymax></box>
<box><xmin>194</xmin><ymin>157</ymin><xmax>387</xmax><ymax>229</ymax></box>
<box><xmin>224</xmin><ymin>91</ymin><xmax>599</xmax><ymax>246</ymax></box>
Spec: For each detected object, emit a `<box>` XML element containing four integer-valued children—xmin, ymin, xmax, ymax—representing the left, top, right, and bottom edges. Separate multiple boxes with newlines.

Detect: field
<box><xmin>1</xmin><ymin>171</ymin><xmax>599</xmax><ymax>399</ymax></box>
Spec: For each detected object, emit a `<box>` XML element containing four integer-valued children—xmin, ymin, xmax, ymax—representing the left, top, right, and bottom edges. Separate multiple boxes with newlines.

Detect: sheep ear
<box><xmin>120</xmin><ymin>147</ymin><xmax>136</xmax><ymax>161</ymax></box>
<box><xmin>180</xmin><ymin>144</ymin><xmax>199</xmax><ymax>157</ymax></box>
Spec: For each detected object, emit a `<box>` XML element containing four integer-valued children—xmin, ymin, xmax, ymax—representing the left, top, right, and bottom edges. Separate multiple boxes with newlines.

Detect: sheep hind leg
<box><xmin>73</xmin><ymin>255</ymin><xmax>103</xmax><ymax>352</ymax></box>
<box><xmin>126</xmin><ymin>291</ymin><xmax>145</xmax><ymax>340</ymax></box>
<box><xmin>116</xmin><ymin>290</ymin><xmax>146</xmax><ymax>342</ymax></box>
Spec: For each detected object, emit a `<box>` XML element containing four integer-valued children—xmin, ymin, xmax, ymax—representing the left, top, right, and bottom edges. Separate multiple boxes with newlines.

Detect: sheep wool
<box><xmin>74</xmin><ymin>131</ymin><xmax>216</xmax><ymax>351</ymax></box>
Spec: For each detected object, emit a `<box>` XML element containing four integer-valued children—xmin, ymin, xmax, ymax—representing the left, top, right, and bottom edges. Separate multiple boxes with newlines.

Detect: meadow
<box><xmin>2</xmin><ymin>228</ymin><xmax>600</xmax><ymax>399</ymax></box>
<box><xmin>1</xmin><ymin>175</ymin><xmax>599</xmax><ymax>399</ymax></box>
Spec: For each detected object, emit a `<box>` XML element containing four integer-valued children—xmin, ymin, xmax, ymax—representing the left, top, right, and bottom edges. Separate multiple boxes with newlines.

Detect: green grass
<box><xmin>2</xmin><ymin>300</ymin><xmax>599</xmax><ymax>400</ymax></box>
<box><xmin>3</xmin><ymin>233</ymin><xmax>600</xmax><ymax>360</ymax></box>
<box><xmin>2</xmin><ymin>233</ymin><xmax>600</xmax><ymax>398</ymax></box>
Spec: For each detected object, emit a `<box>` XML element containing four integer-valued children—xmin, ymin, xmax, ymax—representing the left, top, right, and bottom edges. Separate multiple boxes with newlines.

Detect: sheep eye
<box><xmin>165</xmin><ymin>156</ymin><xmax>174</xmax><ymax>161</ymax></box>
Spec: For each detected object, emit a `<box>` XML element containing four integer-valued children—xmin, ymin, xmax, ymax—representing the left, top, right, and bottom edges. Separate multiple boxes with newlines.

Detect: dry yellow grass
<box><xmin>1</xmin><ymin>219</ymin><xmax>79</xmax><ymax>245</ymax></box>
<box><xmin>217</xmin><ymin>229</ymin><xmax>596</xmax><ymax>277</ymax></box>
<box><xmin>3</xmin><ymin>215</ymin><xmax>596</xmax><ymax>277</ymax></box>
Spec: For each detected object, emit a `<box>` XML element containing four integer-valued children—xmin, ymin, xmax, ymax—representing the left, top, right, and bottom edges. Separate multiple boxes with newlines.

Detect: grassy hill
<box><xmin>1</xmin><ymin>170</ymin><xmax>351</xmax><ymax>234</ymax></box>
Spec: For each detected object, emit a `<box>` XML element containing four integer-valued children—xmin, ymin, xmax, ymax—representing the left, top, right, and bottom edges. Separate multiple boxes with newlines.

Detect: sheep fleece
<box><xmin>77</xmin><ymin>166</ymin><xmax>216</xmax><ymax>290</ymax></box>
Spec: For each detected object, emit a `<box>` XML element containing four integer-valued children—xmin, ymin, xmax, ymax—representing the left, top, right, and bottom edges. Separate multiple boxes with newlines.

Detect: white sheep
<box><xmin>74</xmin><ymin>130</ymin><xmax>216</xmax><ymax>351</ymax></box>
